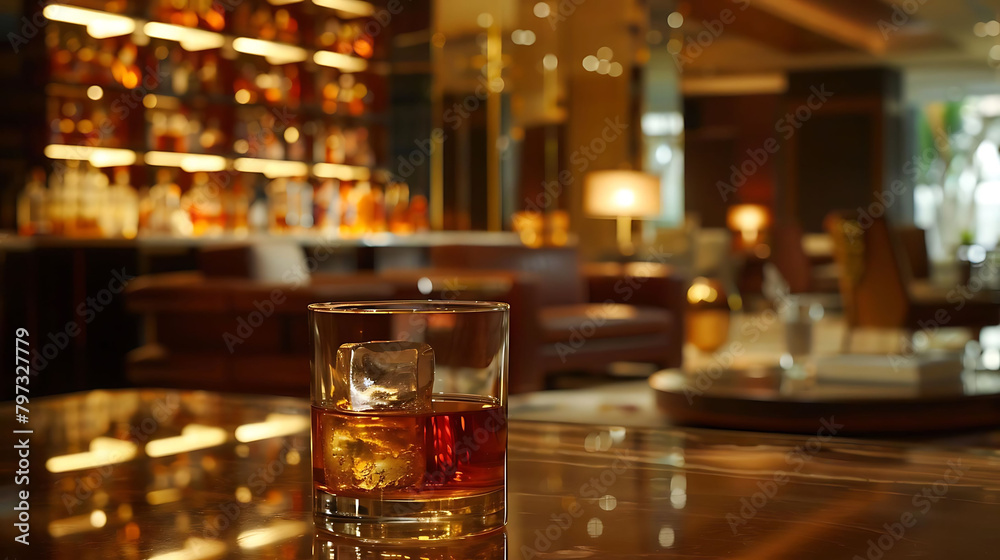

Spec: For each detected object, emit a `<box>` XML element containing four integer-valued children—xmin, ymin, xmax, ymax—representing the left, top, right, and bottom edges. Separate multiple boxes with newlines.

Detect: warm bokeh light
<box><xmin>143</xmin><ymin>22</ymin><xmax>225</xmax><ymax>51</ymax></box>
<box><xmin>145</xmin><ymin>425</ymin><xmax>228</xmax><ymax>458</ymax></box>
<box><xmin>45</xmin><ymin>437</ymin><xmax>138</xmax><ymax>473</ymax></box>
<box><xmin>313</xmin><ymin>50</ymin><xmax>369</xmax><ymax>72</ymax></box>
<box><xmin>237</xmin><ymin>520</ymin><xmax>309</xmax><ymax>550</ymax></box>
<box><xmin>234</xmin><ymin>413</ymin><xmax>310</xmax><ymax>442</ymax></box>
<box><xmin>43</xmin><ymin>4</ymin><xmax>135</xmax><ymax>39</ymax></box>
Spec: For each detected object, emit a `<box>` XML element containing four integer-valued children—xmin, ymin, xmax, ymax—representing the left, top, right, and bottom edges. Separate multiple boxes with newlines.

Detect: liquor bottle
<box><xmin>386</xmin><ymin>181</ymin><xmax>411</xmax><ymax>234</ymax></box>
<box><xmin>266</xmin><ymin>177</ymin><xmax>288</xmax><ymax>232</ymax></box>
<box><xmin>151</xmin><ymin>112</ymin><xmax>168</xmax><ymax>151</ymax></box>
<box><xmin>223</xmin><ymin>176</ymin><xmax>250</xmax><ymax>234</ymax></box>
<box><xmin>200</xmin><ymin>117</ymin><xmax>224</xmax><ymax>153</ymax></box>
<box><xmin>286</xmin><ymin>122</ymin><xmax>306</xmax><ymax>162</ymax></box>
<box><xmin>168</xmin><ymin>113</ymin><xmax>190</xmax><ymax>153</ymax></box>
<box><xmin>325</xmin><ymin>126</ymin><xmax>345</xmax><ymax>163</ymax></box>
<box><xmin>199</xmin><ymin>52</ymin><xmax>221</xmax><ymax>94</ymax></box>
<box><xmin>410</xmin><ymin>194</ymin><xmax>429</xmax><ymax>232</ymax></box>
<box><xmin>17</xmin><ymin>168</ymin><xmax>49</xmax><ymax>236</ymax></box>
<box><xmin>48</xmin><ymin>164</ymin><xmax>66</xmax><ymax>235</ymax></box>
<box><xmin>355</xmin><ymin>181</ymin><xmax>374</xmax><ymax>234</ymax></box>
<box><xmin>137</xmin><ymin>186</ymin><xmax>151</xmax><ymax>233</ymax></box>
<box><xmin>285</xmin><ymin>64</ymin><xmax>301</xmax><ymax>106</ymax></box>
<box><xmin>252</xmin><ymin>7</ymin><xmax>276</xmax><ymax>40</ymax></box>
<box><xmin>314</xmin><ymin>178</ymin><xmax>340</xmax><ymax>233</ymax></box>
<box><xmin>103</xmin><ymin>167</ymin><xmax>139</xmax><ymax>239</ymax></box>
<box><xmin>147</xmin><ymin>169</ymin><xmax>182</xmax><ymax>235</ymax></box>
<box><xmin>172</xmin><ymin>50</ymin><xmax>193</xmax><ymax>95</ymax></box>
<box><xmin>76</xmin><ymin>164</ymin><xmax>108</xmax><ymax>237</ymax></box>
<box><xmin>371</xmin><ymin>184</ymin><xmax>386</xmax><ymax>233</ymax></box>
<box><xmin>182</xmin><ymin>172</ymin><xmax>223</xmax><ymax>236</ymax></box>
<box><xmin>339</xmin><ymin>180</ymin><xmax>356</xmax><ymax>235</ymax></box>
<box><xmin>274</xmin><ymin>8</ymin><xmax>300</xmax><ymax>44</ymax></box>
<box><xmin>318</xmin><ymin>68</ymin><xmax>339</xmax><ymax>113</ymax></box>
<box><xmin>60</xmin><ymin>160</ymin><xmax>82</xmax><ymax>237</ymax></box>
<box><xmin>285</xmin><ymin>176</ymin><xmax>314</xmax><ymax>231</ymax></box>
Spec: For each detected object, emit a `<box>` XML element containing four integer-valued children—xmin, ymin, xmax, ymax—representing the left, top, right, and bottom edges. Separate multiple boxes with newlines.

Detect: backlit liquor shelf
<box><xmin>42</xmin><ymin>3</ymin><xmax>374</xmax><ymax>71</ymax></box>
<box><xmin>18</xmin><ymin>0</ymin><xmax>419</xmax><ymax>239</ymax></box>
<box><xmin>43</xmin><ymin>144</ymin><xmax>372</xmax><ymax>180</ymax></box>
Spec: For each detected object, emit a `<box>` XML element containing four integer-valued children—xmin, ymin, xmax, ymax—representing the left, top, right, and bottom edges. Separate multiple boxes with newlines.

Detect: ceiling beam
<box><xmin>751</xmin><ymin>0</ymin><xmax>888</xmax><ymax>54</ymax></box>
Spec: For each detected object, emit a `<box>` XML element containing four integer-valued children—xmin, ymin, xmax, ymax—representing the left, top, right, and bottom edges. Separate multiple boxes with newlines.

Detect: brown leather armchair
<box><xmin>428</xmin><ymin>245</ymin><xmax>687</xmax><ymax>387</ymax></box>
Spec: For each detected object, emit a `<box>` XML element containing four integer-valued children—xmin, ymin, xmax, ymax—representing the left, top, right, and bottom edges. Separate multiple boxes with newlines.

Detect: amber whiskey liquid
<box><xmin>312</xmin><ymin>395</ymin><xmax>506</xmax><ymax>540</ymax></box>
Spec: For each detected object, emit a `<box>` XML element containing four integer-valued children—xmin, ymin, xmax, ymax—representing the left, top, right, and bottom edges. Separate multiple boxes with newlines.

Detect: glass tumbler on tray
<box><xmin>309</xmin><ymin>301</ymin><xmax>509</xmax><ymax>541</ymax></box>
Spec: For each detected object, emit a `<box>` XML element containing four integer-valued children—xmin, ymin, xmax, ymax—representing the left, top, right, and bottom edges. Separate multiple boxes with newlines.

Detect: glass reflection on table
<box><xmin>314</xmin><ymin>529</ymin><xmax>506</xmax><ymax>559</ymax></box>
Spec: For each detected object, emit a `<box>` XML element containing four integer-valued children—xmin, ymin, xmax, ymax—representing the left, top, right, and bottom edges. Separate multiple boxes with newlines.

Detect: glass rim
<box><xmin>308</xmin><ymin>300</ymin><xmax>509</xmax><ymax>314</ymax></box>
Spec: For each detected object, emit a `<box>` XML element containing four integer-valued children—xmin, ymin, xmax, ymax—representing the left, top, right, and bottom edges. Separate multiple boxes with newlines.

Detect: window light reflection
<box><xmin>46</xmin><ymin>437</ymin><xmax>138</xmax><ymax>473</ymax></box>
<box><xmin>148</xmin><ymin>538</ymin><xmax>227</xmax><ymax>560</ymax></box>
<box><xmin>237</xmin><ymin>520</ymin><xmax>309</xmax><ymax>549</ymax></box>
<box><xmin>235</xmin><ymin>413</ymin><xmax>309</xmax><ymax>442</ymax></box>
<box><xmin>48</xmin><ymin>509</ymin><xmax>107</xmax><ymax>538</ymax></box>
<box><xmin>145</xmin><ymin>425</ymin><xmax>227</xmax><ymax>458</ymax></box>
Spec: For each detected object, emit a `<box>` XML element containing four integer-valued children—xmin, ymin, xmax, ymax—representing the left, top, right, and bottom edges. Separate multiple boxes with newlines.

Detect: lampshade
<box><xmin>584</xmin><ymin>171</ymin><xmax>662</xmax><ymax>218</ymax></box>
<box><xmin>726</xmin><ymin>204</ymin><xmax>771</xmax><ymax>233</ymax></box>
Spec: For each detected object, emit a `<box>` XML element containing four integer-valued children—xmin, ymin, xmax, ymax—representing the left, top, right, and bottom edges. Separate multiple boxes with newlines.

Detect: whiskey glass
<box><xmin>309</xmin><ymin>301</ymin><xmax>508</xmax><ymax>541</ymax></box>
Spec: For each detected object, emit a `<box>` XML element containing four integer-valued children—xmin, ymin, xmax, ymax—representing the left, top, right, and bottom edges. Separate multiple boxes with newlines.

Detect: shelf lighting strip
<box><xmin>42</xmin><ymin>4</ymin><xmax>135</xmax><ymax>39</ymax></box>
<box><xmin>232</xmin><ymin>37</ymin><xmax>308</xmax><ymax>65</ymax></box>
<box><xmin>143</xmin><ymin>22</ymin><xmax>225</xmax><ymax>51</ymax></box>
<box><xmin>313</xmin><ymin>0</ymin><xmax>376</xmax><ymax>18</ymax></box>
<box><xmin>45</xmin><ymin>145</ymin><xmax>372</xmax><ymax>180</ymax></box>
<box><xmin>314</xmin><ymin>162</ymin><xmax>371</xmax><ymax>181</ymax></box>
<box><xmin>43</xmin><ymin>3</ymin><xmax>370</xmax><ymax>72</ymax></box>
<box><xmin>144</xmin><ymin>151</ymin><xmax>228</xmax><ymax>172</ymax></box>
<box><xmin>44</xmin><ymin>144</ymin><xmax>137</xmax><ymax>167</ymax></box>
<box><xmin>234</xmin><ymin>157</ymin><xmax>310</xmax><ymax>178</ymax></box>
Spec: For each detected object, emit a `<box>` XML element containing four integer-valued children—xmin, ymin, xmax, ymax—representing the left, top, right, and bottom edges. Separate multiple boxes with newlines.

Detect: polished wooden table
<box><xmin>3</xmin><ymin>389</ymin><xmax>1000</xmax><ymax>558</ymax></box>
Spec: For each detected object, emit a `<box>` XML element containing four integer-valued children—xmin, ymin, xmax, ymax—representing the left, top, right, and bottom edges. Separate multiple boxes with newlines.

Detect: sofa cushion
<box><xmin>429</xmin><ymin>245</ymin><xmax>585</xmax><ymax>306</ymax></box>
<box><xmin>539</xmin><ymin>303</ymin><xmax>673</xmax><ymax>344</ymax></box>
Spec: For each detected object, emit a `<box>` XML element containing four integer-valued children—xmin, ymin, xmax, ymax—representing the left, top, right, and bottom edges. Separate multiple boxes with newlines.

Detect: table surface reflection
<box><xmin>3</xmin><ymin>389</ymin><xmax>1000</xmax><ymax>558</ymax></box>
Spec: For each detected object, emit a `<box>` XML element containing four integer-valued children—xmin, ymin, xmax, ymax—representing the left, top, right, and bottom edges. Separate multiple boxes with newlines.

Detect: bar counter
<box><xmin>2</xmin><ymin>389</ymin><xmax>998</xmax><ymax>558</ymax></box>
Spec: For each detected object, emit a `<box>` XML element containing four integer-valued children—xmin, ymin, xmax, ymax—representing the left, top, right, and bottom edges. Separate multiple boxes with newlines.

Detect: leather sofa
<box><xmin>125</xmin><ymin>243</ymin><xmax>687</xmax><ymax>396</ymax></box>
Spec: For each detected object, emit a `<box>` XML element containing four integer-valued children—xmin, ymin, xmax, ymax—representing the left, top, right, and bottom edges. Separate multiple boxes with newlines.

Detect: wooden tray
<box><xmin>650</xmin><ymin>366</ymin><xmax>1000</xmax><ymax>435</ymax></box>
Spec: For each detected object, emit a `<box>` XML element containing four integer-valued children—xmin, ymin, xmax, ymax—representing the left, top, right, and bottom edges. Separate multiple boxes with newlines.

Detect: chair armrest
<box><xmin>583</xmin><ymin>262</ymin><xmax>690</xmax><ymax>368</ymax></box>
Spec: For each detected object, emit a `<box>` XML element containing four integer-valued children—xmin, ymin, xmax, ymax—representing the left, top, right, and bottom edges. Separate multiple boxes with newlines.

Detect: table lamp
<box><xmin>727</xmin><ymin>204</ymin><xmax>771</xmax><ymax>249</ymax></box>
<box><xmin>584</xmin><ymin>170</ymin><xmax>661</xmax><ymax>256</ymax></box>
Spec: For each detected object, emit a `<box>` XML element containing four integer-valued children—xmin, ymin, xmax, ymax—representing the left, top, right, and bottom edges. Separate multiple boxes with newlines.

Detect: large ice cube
<box><xmin>334</xmin><ymin>341</ymin><xmax>434</xmax><ymax>412</ymax></box>
<box><xmin>323</xmin><ymin>414</ymin><xmax>425</xmax><ymax>492</ymax></box>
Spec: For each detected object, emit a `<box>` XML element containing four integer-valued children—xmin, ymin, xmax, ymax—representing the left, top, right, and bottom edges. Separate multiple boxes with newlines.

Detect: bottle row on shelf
<box><xmin>148</xmin><ymin>0</ymin><xmax>376</xmax><ymax>49</ymax></box>
<box><xmin>48</xmin><ymin>27</ymin><xmax>381</xmax><ymax>113</ymax></box>
<box><xmin>17</xmin><ymin>162</ymin><xmax>428</xmax><ymax>239</ymax></box>
<box><xmin>48</xmin><ymin>94</ymin><xmax>380</xmax><ymax>166</ymax></box>
<box><xmin>47</xmin><ymin>0</ymin><xmax>375</xmax><ymax>53</ymax></box>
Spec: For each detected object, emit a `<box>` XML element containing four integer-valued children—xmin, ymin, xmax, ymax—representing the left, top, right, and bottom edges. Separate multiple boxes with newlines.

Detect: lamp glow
<box><xmin>584</xmin><ymin>170</ymin><xmax>661</xmax><ymax>256</ymax></box>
